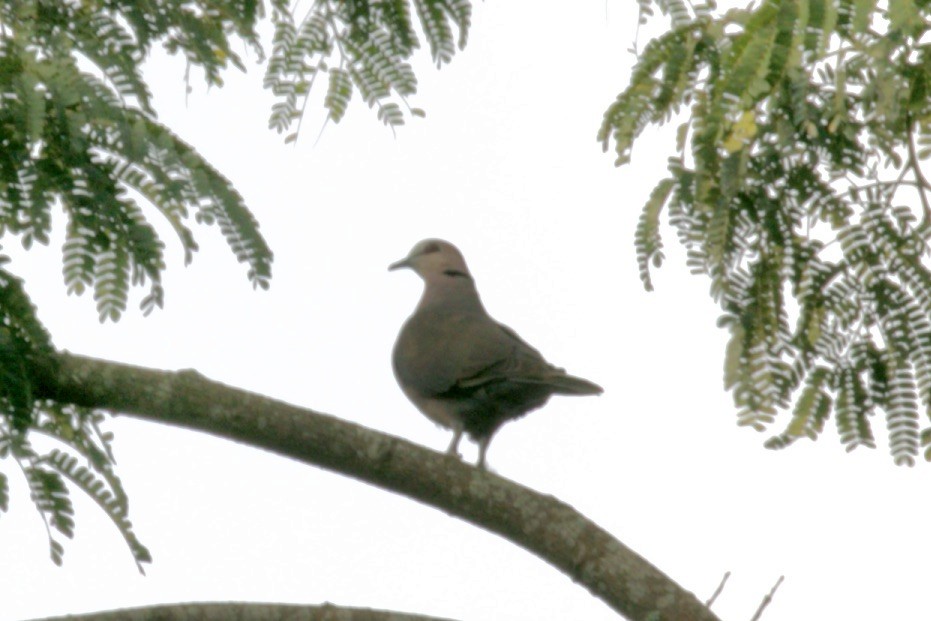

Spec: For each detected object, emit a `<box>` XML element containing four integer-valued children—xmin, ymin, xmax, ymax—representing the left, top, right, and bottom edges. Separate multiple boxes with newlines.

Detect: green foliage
<box><xmin>606</xmin><ymin>0</ymin><xmax>931</xmax><ymax>464</ymax></box>
<box><xmin>0</xmin><ymin>263</ymin><xmax>149</xmax><ymax>568</ymax></box>
<box><xmin>0</xmin><ymin>1</ymin><xmax>273</xmax><ymax>323</ymax></box>
<box><xmin>636</xmin><ymin>178</ymin><xmax>673</xmax><ymax>291</ymax></box>
<box><xmin>0</xmin><ymin>0</ymin><xmax>279</xmax><ymax>569</ymax></box>
<box><xmin>0</xmin><ymin>261</ymin><xmax>53</xmax><ymax>432</ymax></box>
<box><xmin>265</xmin><ymin>0</ymin><xmax>471</xmax><ymax>138</ymax></box>
<box><xmin>0</xmin><ymin>401</ymin><xmax>150</xmax><ymax>570</ymax></box>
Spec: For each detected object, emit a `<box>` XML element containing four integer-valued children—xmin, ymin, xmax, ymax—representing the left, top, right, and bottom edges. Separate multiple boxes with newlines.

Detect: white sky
<box><xmin>3</xmin><ymin>3</ymin><xmax>929</xmax><ymax>621</ymax></box>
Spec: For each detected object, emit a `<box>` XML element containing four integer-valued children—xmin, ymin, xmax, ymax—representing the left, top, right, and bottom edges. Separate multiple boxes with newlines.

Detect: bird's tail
<box><xmin>547</xmin><ymin>373</ymin><xmax>604</xmax><ymax>396</ymax></box>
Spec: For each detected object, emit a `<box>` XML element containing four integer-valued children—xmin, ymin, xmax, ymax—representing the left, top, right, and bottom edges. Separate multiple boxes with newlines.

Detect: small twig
<box><xmin>631</xmin><ymin>2</ymin><xmax>645</xmax><ymax>56</ymax></box>
<box><xmin>851</xmin><ymin>178</ymin><xmax>923</xmax><ymax>195</ymax></box>
<box><xmin>294</xmin><ymin>65</ymin><xmax>322</xmax><ymax>145</ymax></box>
<box><xmin>705</xmin><ymin>571</ymin><xmax>731</xmax><ymax>608</ymax></box>
<box><xmin>749</xmin><ymin>575</ymin><xmax>785</xmax><ymax>621</ymax></box>
<box><xmin>904</xmin><ymin>111</ymin><xmax>931</xmax><ymax>227</ymax></box>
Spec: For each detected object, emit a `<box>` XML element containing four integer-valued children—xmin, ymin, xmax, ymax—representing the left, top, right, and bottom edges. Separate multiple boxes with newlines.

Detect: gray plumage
<box><xmin>389</xmin><ymin>239</ymin><xmax>603</xmax><ymax>469</ymax></box>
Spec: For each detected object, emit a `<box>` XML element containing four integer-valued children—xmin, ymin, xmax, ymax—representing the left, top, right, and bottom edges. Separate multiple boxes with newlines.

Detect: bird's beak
<box><xmin>388</xmin><ymin>257</ymin><xmax>411</xmax><ymax>271</ymax></box>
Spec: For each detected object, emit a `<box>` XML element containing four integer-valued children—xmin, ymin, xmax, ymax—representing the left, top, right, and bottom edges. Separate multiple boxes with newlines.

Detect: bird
<box><xmin>389</xmin><ymin>239</ymin><xmax>603</xmax><ymax>469</ymax></box>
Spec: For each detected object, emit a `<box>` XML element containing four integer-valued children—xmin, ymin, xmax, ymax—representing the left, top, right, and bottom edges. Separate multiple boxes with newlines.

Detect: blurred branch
<box><xmin>749</xmin><ymin>575</ymin><xmax>785</xmax><ymax>621</ymax></box>
<box><xmin>30</xmin><ymin>602</ymin><xmax>457</xmax><ymax>621</ymax></box>
<box><xmin>905</xmin><ymin>114</ymin><xmax>931</xmax><ymax>227</ymax></box>
<box><xmin>31</xmin><ymin>351</ymin><xmax>721</xmax><ymax>621</ymax></box>
<box><xmin>705</xmin><ymin>571</ymin><xmax>731</xmax><ymax>608</ymax></box>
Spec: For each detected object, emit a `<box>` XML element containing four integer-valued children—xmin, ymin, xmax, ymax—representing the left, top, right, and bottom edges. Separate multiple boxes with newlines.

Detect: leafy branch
<box><xmin>604</xmin><ymin>0</ymin><xmax>931</xmax><ymax>465</ymax></box>
<box><xmin>265</xmin><ymin>0</ymin><xmax>471</xmax><ymax>140</ymax></box>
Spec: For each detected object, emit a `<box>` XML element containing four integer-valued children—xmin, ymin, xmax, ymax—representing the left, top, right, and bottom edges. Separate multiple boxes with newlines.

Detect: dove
<box><xmin>389</xmin><ymin>239</ymin><xmax>603</xmax><ymax>469</ymax></box>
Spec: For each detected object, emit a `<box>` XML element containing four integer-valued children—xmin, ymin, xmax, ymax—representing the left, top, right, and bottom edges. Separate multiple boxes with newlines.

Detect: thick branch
<box><xmin>32</xmin><ymin>602</ymin><xmax>456</xmax><ymax>621</ymax></box>
<box><xmin>33</xmin><ymin>351</ymin><xmax>719</xmax><ymax>621</ymax></box>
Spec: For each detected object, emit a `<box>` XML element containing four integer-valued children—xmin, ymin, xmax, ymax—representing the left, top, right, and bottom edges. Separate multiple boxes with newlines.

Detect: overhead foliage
<box><xmin>0</xmin><ymin>1</ymin><xmax>274</xmax><ymax>323</ymax></box>
<box><xmin>603</xmin><ymin>0</ymin><xmax>931</xmax><ymax>465</ymax></box>
<box><xmin>265</xmin><ymin>0</ymin><xmax>472</xmax><ymax>139</ymax></box>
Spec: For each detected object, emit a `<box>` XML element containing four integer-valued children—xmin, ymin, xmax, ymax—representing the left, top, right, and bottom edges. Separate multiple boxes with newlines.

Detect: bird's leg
<box><xmin>476</xmin><ymin>437</ymin><xmax>491</xmax><ymax>470</ymax></box>
<box><xmin>446</xmin><ymin>426</ymin><xmax>463</xmax><ymax>458</ymax></box>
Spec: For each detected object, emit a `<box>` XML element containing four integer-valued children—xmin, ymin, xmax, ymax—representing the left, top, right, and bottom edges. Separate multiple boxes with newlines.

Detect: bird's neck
<box><xmin>416</xmin><ymin>275</ymin><xmax>486</xmax><ymax>314</ymax></box>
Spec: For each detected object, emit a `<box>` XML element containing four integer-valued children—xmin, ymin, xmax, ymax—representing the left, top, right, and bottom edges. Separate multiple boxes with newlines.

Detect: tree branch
<box><xmin>705</xmin><ymin>571</ymin><xmax>730</xmax><ymax>608</ymax></box>
<box><xmin>31</xmin><ymin>602</ymin><xmax>457</xmax><ymax>621</ymax></box>
<box><xmin>31</xmin><ymin>351</ymin><xmax>720</xmax><ymax>621</ymax></box>
<box><xmin>905</xmin><ymin>112</ymin><xmax>931</xmax><ymax>228</ymax></box>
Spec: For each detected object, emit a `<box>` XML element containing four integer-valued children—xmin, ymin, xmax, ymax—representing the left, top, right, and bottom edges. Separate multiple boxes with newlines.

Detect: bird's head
<box><xmin>389</xmin><ymin>239</ymin><xmax>472</xmax><ymax>282</ymax></box>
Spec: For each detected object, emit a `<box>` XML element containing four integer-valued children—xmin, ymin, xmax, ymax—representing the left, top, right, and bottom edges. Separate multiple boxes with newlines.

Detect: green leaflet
<box><xmin>835</xmin><ymin>364</ymin><xmax>876</xmax><ymax>451</ymax></box>
<box><xmin>889</xmin><ymin>0</ymin><xmax>919</xmax><ymax>35</ymax></box>
<box><xmin>413</xmin><ymin>0</ymin><xmax>471</xmax><ymax>66</ymax></box>
<box><xmin>44</xmin><ymin>448</ymin><xmax>151</xmax><ymax>572</ymax></box>
<box><xmin>723</xmin><ymin>320</ymin><xmax>745</xmax><ymax>393</ymax></box>
<box><xmin>722</xmin><ymin>2</ymin><xmax>779</xmax><ymax>105</ymax></box>
<box><xmin>853</xmin><ymin>0</ymin><xmax>878</xmax><ymax>32</ymax></box>
<box><xmin>636</xmin><ymin>178</ymin><xmax>675</xmax><ymax>291</ymax></box>
<box><xmin>325</xmin><ymin>68</ymin><xmax>353</xmax><ymax>124</ymax></box>
<box><xmin>785</xmin><ymin>366</ymin><xmax>831</xmax><ymax>439</ymax></box>
<box><xmin>885</xmin><ymin>361</ymin><xmax>920</xmax><ymax>466</ymax></box>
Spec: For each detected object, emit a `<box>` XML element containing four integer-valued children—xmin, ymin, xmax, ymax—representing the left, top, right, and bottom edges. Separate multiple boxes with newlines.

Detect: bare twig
<box><xmin>904</xmin><ymin>112</ymin><xmax>931</xmax><ymax>227</ymax></box>
<box><xmin>705</xmin><ymin>571</ymin><xmax>731</xmax><ymax>608</ymax></box>
<box><xmin>749</xmin><ymin>575</ymin><xmax>785</xmax><ymax>621</ymax></box>
<box><xmin>850</xmin><ymin>178</ymin><xmax>923</xmax><ymax>196</ymax></box>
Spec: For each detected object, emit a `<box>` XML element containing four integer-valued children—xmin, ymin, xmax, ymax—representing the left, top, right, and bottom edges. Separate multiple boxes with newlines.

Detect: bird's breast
<box><xmin>393</xmin><ymin>313</ymin><xmax>458</xmax><ymax>396</ymax></box>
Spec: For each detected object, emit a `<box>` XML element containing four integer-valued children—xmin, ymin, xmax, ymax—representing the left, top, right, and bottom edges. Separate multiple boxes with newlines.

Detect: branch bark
<box><xmin>32</xmin><ymin>351</ymin><xmax>720</xmax><ymax>621</ymax></box>
<box><xmin>31</xmin><ymin>602</ymin><xmax>457</xmax><ymax>621</ymax></box>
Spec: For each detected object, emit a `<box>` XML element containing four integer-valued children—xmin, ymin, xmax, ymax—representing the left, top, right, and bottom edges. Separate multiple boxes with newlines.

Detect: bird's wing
<box><xmin>395</xmin><ymin>308</ymin><xmax>568</xmax><ymax>397</ymax></box>
<box><xmin>453</xmin><ymin>316</ymin><xmax>561</xmax><ymax>390</ymax></box>
<box><xmin>455</xmin><ymin>319</ymin><xmax>602</xmax><ymax>395</ymax></box>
